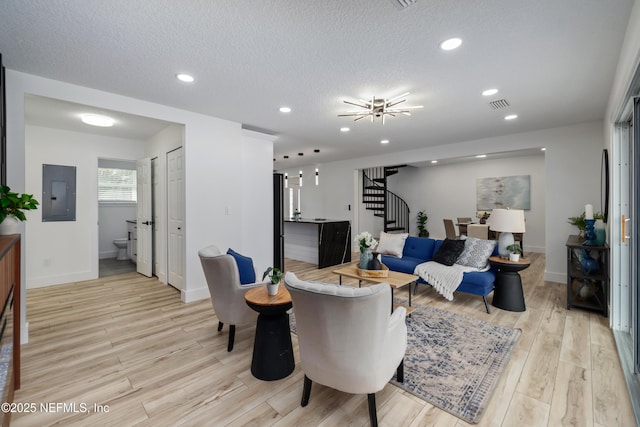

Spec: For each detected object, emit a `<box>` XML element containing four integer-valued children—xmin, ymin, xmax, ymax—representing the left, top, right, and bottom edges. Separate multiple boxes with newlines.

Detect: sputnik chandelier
<box><xmin>338</xmin><ymin>92</ymin><xmax>423</xmax><ymax>124</ymax></box>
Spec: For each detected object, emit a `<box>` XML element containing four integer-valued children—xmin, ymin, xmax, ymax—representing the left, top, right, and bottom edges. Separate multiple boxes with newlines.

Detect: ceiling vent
<box><xmin>488</xmin><ymin>99</ymin><xmax>511</xmax><ymax>110</ymax></box>
<box><xmin>390</xmin><ymin>0</ymin><xmax>417</xmax><ymax>10</ymax></box>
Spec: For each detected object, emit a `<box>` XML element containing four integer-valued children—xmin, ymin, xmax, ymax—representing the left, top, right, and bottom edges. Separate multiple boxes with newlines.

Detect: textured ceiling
<box><xmin>0</xmin><ymin>0</ymin><xmax>635</xmax><ymax>168</ymax></box>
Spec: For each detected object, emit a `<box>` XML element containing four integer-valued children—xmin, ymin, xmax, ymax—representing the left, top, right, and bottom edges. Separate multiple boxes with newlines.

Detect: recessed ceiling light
<box><xmin>298</xmin><ymin>152</ymin><xmax>304</xmax><ymax>156</ymax></box>
<box><xmin>431</xmin><ymin>160</ymin><xmax>438</xmax><ymax>164</ymax></box>
<box><xmin>504</xmin><ymin>114</ymin><xmax>518</xmax><ymax>120</ymax></box>
<box><xmin>176</xmin><ymin>73</ymin><xmax>195</xmax><ymax>83</ymax></box>
<box><xmin>381</xmin><ymin>139</ymin><xmax>390</xmax><ymax>144</ymax></box>
<box><xmin>279</xmin><ymin>107</ymin><xmax>292</xmax><ymax>113</ymax></box>
<box><xmin>440</xmin><ymin>37</ymin><xmax>462</xmax><ymax>51</ymax></box>
<box><xmin>475</xmin><ymin>154</ymin><xmax>487</xmax><ymax>158</ymax></box>
<box><xmin>80</xmin><ymin>114</ymin><xmax>114</xmax><ymax>127</ymax></box>
<box><xmin>482</xmin><ymin>88</ymin><xmax>498</xmax><ymax>96</ymax></box>
<box><xmin>283</xmin><ymin>155</ymin><xmax>289</xmax><ymax>159</ymax></box>
<box><xmin>314</xmin><ymin>149</ymin><xmax>320</xmax><ymax>153</ymax></box>
<box><xmin>340</xmin><ymin>127</ymin><xmax>350</xmax><ymax>132</ymax></box>
<box><xmin>541</xmin><ymin>147</ymin><xmax>546</xmax><ymax>151</ymax></box>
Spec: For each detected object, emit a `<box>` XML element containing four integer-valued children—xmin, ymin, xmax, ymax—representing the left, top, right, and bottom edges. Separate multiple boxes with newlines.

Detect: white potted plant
<box><xmin>506</xmin><ymin>243</ymin><xmax>523</xmax><ymax>262</ymax></box>
<box><xmin>0</xmin><ymin>185</ymin><xmax>40</xmax><ymax>235</ymax></box>
<box><xmin>262</xmin><ymin>267</ymin><xmax>283</xmax><ymax>296</ymax></box>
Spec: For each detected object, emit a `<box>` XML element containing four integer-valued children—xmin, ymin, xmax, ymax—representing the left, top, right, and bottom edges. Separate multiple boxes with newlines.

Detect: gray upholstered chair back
<box><xmin>198</xmin><ymin>245</ymin><xmax>259</xmax><ymax>329</ymax></box>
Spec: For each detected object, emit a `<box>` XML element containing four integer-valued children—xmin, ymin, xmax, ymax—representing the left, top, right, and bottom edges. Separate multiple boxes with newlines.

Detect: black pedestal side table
<box><xmin>489</xmin><ymin>256</ymin><xmax>531</xmax><ymax>312</ymax></box>
<box><xmin>245</xmin><ymin>285</ymin><xmax>295</xmax><ymax>381</ymax></box>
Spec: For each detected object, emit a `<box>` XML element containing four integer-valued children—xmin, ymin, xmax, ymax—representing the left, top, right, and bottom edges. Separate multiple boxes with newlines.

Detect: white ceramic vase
<box><xmin>0</xmin><ymin>216</ymin><xmax>21</xmax><ymax>235</ymax></box>
<box><xmin>509</xmin><ymin>253</ymin><xmax>520</xmax><ymax>262</ymax></box>
<box><xmin>267</xmin><ymin>283</ymin><xmax>279</xmax><ymax>296</ymax></box>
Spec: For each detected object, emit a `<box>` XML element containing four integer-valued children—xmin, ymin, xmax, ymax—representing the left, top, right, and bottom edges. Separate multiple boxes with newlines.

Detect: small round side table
<box><xmin>244</xmin><ymin>285</ymin><xmax>294</xmax><ymax>381</ymax></box>
<box><xmin>489</xmin><ymin>256</ymin><xmax>531</xmax><ymax>312</ymax></box>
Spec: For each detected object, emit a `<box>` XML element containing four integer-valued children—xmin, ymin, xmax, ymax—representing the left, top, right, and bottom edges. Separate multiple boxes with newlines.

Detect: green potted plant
<box><xmin>262</xmin><ymin>267</ymin><xmax>283</xmax><ymax>295</ymax></box>
<box><xmin>417</xmin><ymin>210</ymin><xmax>429</xmax><ymax>237</ymax></box>
<box><xmin>506</xmin><ymin>243</ymin><xmax>523</xmax><ymax>262</ymax></box>
<box><xmin>0</xmin><ymin>185</ymin><xmax>40</xmax><ymax>235</ymax></box>
<box><xmin>293</xmin><ymin>209</ymin><xmax>301</xmax><ymax>221</ymax></box>
<box><xmin>568</xmin><ymin>211</ymin><xmax>605</xmax><ymax>236</ymax></box>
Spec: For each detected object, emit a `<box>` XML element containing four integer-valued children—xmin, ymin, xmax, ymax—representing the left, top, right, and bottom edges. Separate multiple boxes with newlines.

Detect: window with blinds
<box><xmin>98</xmin><ymin>168</ymin><xmax>137</xmax><ymax>203</ymax></box>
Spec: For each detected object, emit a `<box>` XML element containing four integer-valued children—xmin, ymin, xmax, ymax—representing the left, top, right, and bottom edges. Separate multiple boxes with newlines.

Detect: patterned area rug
<box><xmin>390</xmin><ymin>303</ymin><xmax>521</xmax><ymax>424</ymax></box>
<box><xmin>289</xmin><ymin>302</ymin><xmax>521</xmax><ymax>424</ymax></box>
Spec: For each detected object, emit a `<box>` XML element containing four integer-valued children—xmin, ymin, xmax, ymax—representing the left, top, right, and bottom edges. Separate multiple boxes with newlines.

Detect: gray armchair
<box><xmin>198</xmin><ymin>245</ymin><xmax>265</xmax><ymax>351</ymax></box>
<box><xmin>284</xmin><ymin>272</ymin><xmax>407</xmax><ymax>427</ymax></box>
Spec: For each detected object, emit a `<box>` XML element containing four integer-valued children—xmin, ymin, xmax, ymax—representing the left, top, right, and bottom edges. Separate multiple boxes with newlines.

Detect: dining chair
<box><xmin>467</xmin><ymin>224</ymin><xmax>489</xmax><ymax>239</ymax></box>
<box><xmin>457</xmin><ymin>217</ymin><xmax>473</xmax><ymax>235</ymax></box>
<box><xmin>443</xmin><ymin>219</ymin><xmax>458</xmax><ymax>239</ymax></box>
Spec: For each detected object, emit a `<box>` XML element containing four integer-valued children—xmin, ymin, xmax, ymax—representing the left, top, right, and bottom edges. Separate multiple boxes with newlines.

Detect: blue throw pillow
<box><xmin>227</xmin><ymin>248</ymin><xmax>256</xmax><ymax>285</ymax></box>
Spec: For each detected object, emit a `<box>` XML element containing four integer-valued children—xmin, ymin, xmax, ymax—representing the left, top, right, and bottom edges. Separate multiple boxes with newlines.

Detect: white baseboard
<box><xmin>182</xmin><ymin>286</ymin><xmax>210</xmax><ymax>303</ymax></box>
<box><xmin>22</xmin><ymin>322</ymin><xmax>29</xmax><ymax>345</ymax></box>
<box><xmin>27</xmin><ymin>271</ymin><xmax>96</xmax><ymax>289</ymax></box>
<box><xmin>100</xmin><ymin>250</ymin><xmax>118</xmax><ymax>259</ymax></box>
<box><xmin>544</xmin><ymin>271</ymin><xmax>566</xmax><ymax>284</ymax></box>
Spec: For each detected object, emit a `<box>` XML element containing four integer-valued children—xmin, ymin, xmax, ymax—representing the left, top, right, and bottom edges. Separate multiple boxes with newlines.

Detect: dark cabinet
<box><xmin>0</xmin><ymin>234</ymin><xmax>21</xmax><ymax>426</ymax></box>
<box><xmin>566</xmin><ymin>235</ymin><xmax>609</xmax><ymax>316</ymax></box>
<box><xmin>318</xmin><ymin>221</ymin><xmax>351</xmax><ymax>268</ymax></box>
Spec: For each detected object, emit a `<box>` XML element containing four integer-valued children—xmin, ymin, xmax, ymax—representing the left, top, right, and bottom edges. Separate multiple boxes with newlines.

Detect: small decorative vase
<box><xmin>509</xmin><ymin>253</ymin><xmax>520</xmax><ymax>262</ymax></box>
<box><xmin>583</xmin><ymin>219</ymin><xmax>596</xmax><ymax>245</ymax></box>
<box><xmin>595</xmin><ymin>219</ymin><xmax>606</xmax><ymax>246</ymax></box>
<box><xmin>0</xmin><ymin>216</ymin><xmax>20</xmax><ymax>235</ymax></box>
<box><xmin>368</xmin><ymin>252</ymin><xmax>382</xmax><ymax>270</ymax></box>
<box><xmin>267</xmin><ymin>282</ymin><xmax>279</xmax><ymax>296</ymax></box>
<box><xmin>479</xmin><ymin>218</ymin><xmax>487</xmax><ymax>224</ymax></box>
<box><xmin>579</xmin><ymin>281</ymin><xmax>595</xmax><ymax>298</ymax></box>
<box><xmin>580</xmin><ymin>250</ymin><xmax>599</xmax><ymax>275</ymax></box>
<box><xmin>359</xmin><ymin>248</ymin><xmax>373</xmax><ymax>269</ymax></box>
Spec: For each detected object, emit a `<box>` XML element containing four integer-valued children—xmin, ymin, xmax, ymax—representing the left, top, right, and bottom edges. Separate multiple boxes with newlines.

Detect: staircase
<box><xmin>362</xmin><ymin>166</ymin><xmax>410</xmax><ymax>233</ymax></box>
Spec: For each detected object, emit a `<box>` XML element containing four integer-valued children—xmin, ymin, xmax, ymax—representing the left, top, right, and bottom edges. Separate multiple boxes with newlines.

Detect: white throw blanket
<box><xmin>414</xmin><ymin>261</ymin><xmax>488</xmax><ymax>301</ymax></box>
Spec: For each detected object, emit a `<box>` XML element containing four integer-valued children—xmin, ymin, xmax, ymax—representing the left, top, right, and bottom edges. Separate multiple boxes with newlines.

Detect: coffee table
<box><xmin>245</xmin><ymin>285</ymin><xmax>294</xmax><ymax>381</ymax></box>
<box><xmin>332</xmin><ymin>265</ymin><xmax>417</xmax><ymax>314</ymax></box>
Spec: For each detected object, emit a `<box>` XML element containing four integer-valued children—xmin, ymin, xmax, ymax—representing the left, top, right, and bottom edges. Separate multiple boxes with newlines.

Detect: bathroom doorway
<box><xmin>98</xmin><ymin>158</ymin><xmax>138</xmax><ymax>277</ymax></box>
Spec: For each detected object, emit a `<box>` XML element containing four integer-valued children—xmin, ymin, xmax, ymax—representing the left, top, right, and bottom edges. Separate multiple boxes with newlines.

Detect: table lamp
<box><xmin>488</xmin><ymin>208</ymin><xmax>526</xmax><ymax>258</ymax></box>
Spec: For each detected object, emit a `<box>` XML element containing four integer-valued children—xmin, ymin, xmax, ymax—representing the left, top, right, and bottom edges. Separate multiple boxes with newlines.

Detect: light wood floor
<box><xmin>11</xmin><ymin>253</ymin><xmax>636</xmax><ymax>426</ymax></box>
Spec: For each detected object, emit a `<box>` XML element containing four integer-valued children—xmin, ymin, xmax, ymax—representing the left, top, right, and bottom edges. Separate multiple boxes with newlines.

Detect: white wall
<box><xmin>278</xmin><ymin>120</ymin><xmax>604</xmax><ymax>284</ymax></box>
<box><xmin>6</xmin><ymin>71</ymin><xmax>273</xmax><ymax>343</ymax></box>
<box><xmin>25</xmin><ymin>125</ymin><xmax>145</xmax><ymax>287</ymax></box>
<box><xmin>240</xmin><ymin>130</ymin><xmax>277</xmax><ymax>278</ymax></box>
<box><xmin>390</xmin><ymin>154</ymin><xmax>546</xmax><ymax>253</ymax></box>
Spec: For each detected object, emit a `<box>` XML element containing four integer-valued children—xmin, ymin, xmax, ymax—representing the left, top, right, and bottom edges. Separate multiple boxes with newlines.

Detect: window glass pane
<box><xmin>98</xmin><ymin>168</ymin><xmax>137</xmax><ymax>202</ymax></box>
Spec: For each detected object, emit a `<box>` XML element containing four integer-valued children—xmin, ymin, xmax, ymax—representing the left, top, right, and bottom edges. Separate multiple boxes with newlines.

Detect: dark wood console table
<box><xmin>0</xmin><ymin>235</ymin><xmax>21</xmax><ymax>426</ymax></box>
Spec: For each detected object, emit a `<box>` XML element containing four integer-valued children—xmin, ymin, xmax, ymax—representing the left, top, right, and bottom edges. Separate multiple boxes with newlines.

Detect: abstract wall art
<box><xmin>476</xmin><ymin>175</ymin><xmax>531</xmax><ymax>210</ymax></box>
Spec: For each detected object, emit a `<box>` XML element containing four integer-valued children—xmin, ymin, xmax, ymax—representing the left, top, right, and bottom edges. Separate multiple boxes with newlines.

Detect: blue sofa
<box><xmin>381</xmin><ymin>236</ymin><xmax>498</xmax><ymax>313</ymax></box>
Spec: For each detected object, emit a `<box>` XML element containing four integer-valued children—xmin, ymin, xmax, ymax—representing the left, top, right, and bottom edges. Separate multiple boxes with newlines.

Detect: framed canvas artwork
<box><xmin>476</xmin><ymin>175</ymin><xmax>531</xmax><ymax>210</ymax></box>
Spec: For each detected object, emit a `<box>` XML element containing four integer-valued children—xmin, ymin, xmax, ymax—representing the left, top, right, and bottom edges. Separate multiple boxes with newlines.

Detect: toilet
<box><xmin>113</xmin><ymin>238</ymin><xmax>129</xmax><ymax>260</ymax></box>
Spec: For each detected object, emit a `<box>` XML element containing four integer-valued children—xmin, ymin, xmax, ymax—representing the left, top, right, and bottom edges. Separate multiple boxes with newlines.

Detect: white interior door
<box><xmin>168</xmin><ymin>147</ymin><xmax>185</xmax><ymax>290</ymax></box>
<box><xmin>152</xmin><ymin>157</ymin><xmax>161</xmax><ymax>279</ymax></box>
<box><xmin>136</xmin><ymin>157</ymin><xmax>153</xmax><ymax>277</ymax></box>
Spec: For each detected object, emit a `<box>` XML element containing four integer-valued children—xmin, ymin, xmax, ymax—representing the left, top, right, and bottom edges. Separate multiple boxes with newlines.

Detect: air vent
<box><xmin>489</xmin><ymin>99</ymin><xmax>511</xmax><ymax>110</ymax></box>
<box><xmin>390</xmin><ymin>0</ymin><xmax>417</xmax><ymax>10</ymax></box>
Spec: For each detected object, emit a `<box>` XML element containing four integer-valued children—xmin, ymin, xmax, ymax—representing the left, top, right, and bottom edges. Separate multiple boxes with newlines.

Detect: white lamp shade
<box><xmin>488</xmin><ymin>209</ymin><xmax>526</xmax><ymax>233</ymax></box>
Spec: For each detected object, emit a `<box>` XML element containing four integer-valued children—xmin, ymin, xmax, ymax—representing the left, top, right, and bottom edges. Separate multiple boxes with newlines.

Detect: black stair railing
<box><xmin>362</xmin><ymin>167</ymin><xmax>410</xmax><ymax>233</ymax></box>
